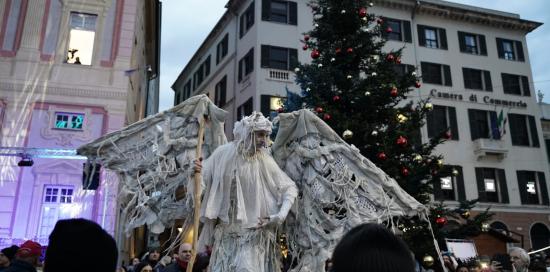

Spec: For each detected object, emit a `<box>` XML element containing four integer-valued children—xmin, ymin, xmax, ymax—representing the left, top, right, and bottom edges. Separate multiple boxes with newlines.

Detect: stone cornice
<box><xmin>373</xmin><ymin>0</ymin><xmax>542</xmax><ymax>33</ymax></box>
<box><xmin>0</xmin><ymin>82</ymin><xmax>128</xmax><ymax>99</ymax></box>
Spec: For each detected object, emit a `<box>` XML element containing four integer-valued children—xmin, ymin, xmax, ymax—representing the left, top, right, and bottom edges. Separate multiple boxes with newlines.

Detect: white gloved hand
<box><xmin>257</xmin><ymin>197</ymin><xmax>294</xmax><ymax>227</ymax></box>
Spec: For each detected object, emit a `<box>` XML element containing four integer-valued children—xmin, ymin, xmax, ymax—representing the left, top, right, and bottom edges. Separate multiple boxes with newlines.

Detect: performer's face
<box><xmin>254</xmin><ymin>130</ymin><xmax>268</xmax><ymax>149</ymax></box>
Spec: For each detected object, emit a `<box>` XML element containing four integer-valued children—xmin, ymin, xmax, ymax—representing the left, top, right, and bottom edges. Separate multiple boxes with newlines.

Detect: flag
<box><xmin>497</xmin><ymin>109</ymin><xmax>507</xmax><ymax>137</ymax></box>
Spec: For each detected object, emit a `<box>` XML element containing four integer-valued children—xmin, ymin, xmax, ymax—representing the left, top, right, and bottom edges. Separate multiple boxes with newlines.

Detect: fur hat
<box><xmin>1</xmin><ymin>245</ymin><xmax>19</xmax><ymax>260</ymax></box>
<box><xmin>17</xmin><ymin>240</ymin><xmax>42</xmax><ymax>257</ymax></box>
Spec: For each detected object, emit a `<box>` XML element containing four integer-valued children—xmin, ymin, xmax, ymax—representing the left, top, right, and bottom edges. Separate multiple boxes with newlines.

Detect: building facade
<box><xmin>172</xmin><ymin>0</ymin><xmax>549</xmax><ymax>250</ymax></box>
<box><xmin>0</xmin><ymin>0</ymin><xmax>161</xmax><ymax>252</ymax></box>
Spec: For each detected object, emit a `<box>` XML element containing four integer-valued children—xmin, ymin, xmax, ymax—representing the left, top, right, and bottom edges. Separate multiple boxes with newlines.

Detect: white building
<box><xmin>172</xmin><ymin>0</ymin><xmax>549</xmax><ymax>250</ymax></box>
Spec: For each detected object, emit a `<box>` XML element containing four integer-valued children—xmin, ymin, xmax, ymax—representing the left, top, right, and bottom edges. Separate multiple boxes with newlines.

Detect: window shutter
<box><xmin>261</xmin><ymin>45</ymin><xmax>270</xmax><ymax>68</ymax></box>
<box><xmin>288</xmin><ymin>1</ymin><xmax>297</xmax><ymax>25</ymax></box>
<box><xmin>497</xmin><ymin>169</ymin><xmax>509</xmax><ymax>203</ymax></box>
<box><xmin>537</xmin><ymin>172</ymin><xmax>549</xmax><ymax>205</ymax></box>
<box><xmin>260</xmin><ymin>95</ymin><xmax>271</xmax><ymax>117</ymax></box>
<box><xmin>380</xmin><ymin>17</ymin><xmax>389</xmax><ymax>39</ymax></box>
<box><xmin>433</xmin><ymin>176</ymin><xmax>443</xmax><ymax>200</ymax></box>
<box><xmin>439</xmin><ymin>28</ymin><xmax>447</xmax><ymax>49</ymax></box>
<box><xmin>458</xmin><ymin>32</ymin><xmax>466</xmax><ymax>52</ymax></box>
<box><xmin>427</xmin><ymin>110</ymin><xmax>436</xmax><ymax>138</ymax></box>
<box><xmin>496</xmin><ymin>38</ymin><xmax>504</xmax><ymax>58</ymax></box>
<box><xmin>521</xmin><ymin>76</ymin><xmax>530</xmax><ymax>96</ymax></box>
<box><xmin>489</xmin><ymin>111</ymin><xmax>500</xmax><ymax>140</ymax></box>
<box><xmin>517</xmin><ymin>171</ymin><xmax>528</xmax><ymax>204</ymax></box>
<box><xmin>479</xmin><ymin>34</ymin><xmax>487</xmax><ymax>55</ymax></box>
<box><xmin>262</xmin><ymin>0</ymin><xmax>271</xmax><ymax>21</ymax></box>
<box><xmin>528</xmin><ymin>115</ymin><xmax>540</xmax><ymax>147</ymax></box>
<box><xmin>420</xmin><ymin>62</ymin><xmax>428</xmax><ymax>80</ymax></box>
<box><xmin>475</xmin><ymin>168</ymin><xmax>486</xmax><ymax>202</ymax></box>
<box><xmin>238</xmin><ymin>59</ymin><xmax>243</xmax><ymax>82</ymax></box>
<box><xmin>403</xmin><ymin>20</ymin><xmax>412</xmax><ymax>42</ymax></box>
<box><xmin>417</xmin><ymin>25</ymin><xmax>426</xmax><ymax>46</ymax></box>
<box><xmin>515</xmin><ymin>41</ymin><xmax>525</xmax><ymax>61</ymax></box>
<box><xmin>463</xmin><ymin>68</ymin><xmax>471</xmax><ymax>89</ymax></box>
<box><xmin>239</xmin><ymin>15</ymin><xmax>245</xmax><ymax>38</ymax></box>
<box><xmin>448</xmin><ymin>107</ymin><xmax>459</xmax><ymax>140</ymax></box>
<box><xmin>468</xmin><ymin>109</ymin><xmax>480</xmax><ymax>140</ymax></box>
<box><xmin>443</xmin><ymin>65</ymin><xmax>452</xmax><ymax>86</ymax></box>
<box><xmin>289</xmin><ymin>48</ymin><xmax>298</xmax><ymax>71</ymax></box>
<box><xmin>483</xmin><ymin>70</ymin><xmax>492</xmax><ymax>91</ymax></box>
<box><xmin>456</xmin><ymin>166</ymin><xmax>466</xmax><ymax>201</ymax></box>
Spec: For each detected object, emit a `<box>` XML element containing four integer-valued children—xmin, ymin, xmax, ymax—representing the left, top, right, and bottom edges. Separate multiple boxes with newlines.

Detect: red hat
<box><xmin>16</xmin><ymin>240</ymin><xmax>42</xmax><ymax>257</ymax></box>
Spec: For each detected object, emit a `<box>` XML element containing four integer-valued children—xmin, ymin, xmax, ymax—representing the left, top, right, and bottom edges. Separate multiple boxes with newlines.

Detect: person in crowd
<box><xmin>158</xmin><ymin>256</ymin><xmax>172</xmax><ymax>270</ymax></box>
<box><xmin>442</xmin><ymin>252</ymin><xmax>458</xmax><ymax>272</ymax></box>
<box><xmin>145</xmin><ymin>249</ymin><xmax>162</xmax><ymax>272</ymax></box>
<box><xmin>331</xmin><ymin>223</ymin><xmax>415</xmax><ymax>272</ymax></box>
<box><xmin>0</xmin><ymin>246</ymin><xmax>19</xmax><ymax>271</ymax></box>
<box><xmin>4</xmin><ymin>241</ymin><xmax>42</xmax><ymax>272</ymax></box>
<box><xmin>128</xmin><ymin>257</ymin><xmax>141</xmax><ymax>272</ymax></box>
<box><xmin>509</xmin><ymin>247</ymin><xmax>530</xmax><ymax>272</ymax></box>
<box><xmin>163</xmin><ymin>243</ymin><xmax>210</xmax><ymax>272</ymax></box>
<box><xmin>43</xmin><ymin>218</ymin><xmax>117</xmax><ymax>272</ymax></box>
<box><xmin>133</xmin><ymin>262</ymin><xmax>153</xmax><ymax>272</ymax></box>
<box><xmin>454</xmin><ymin>264</ymin><xmax>469</xmax><ymax>272</ymax></box>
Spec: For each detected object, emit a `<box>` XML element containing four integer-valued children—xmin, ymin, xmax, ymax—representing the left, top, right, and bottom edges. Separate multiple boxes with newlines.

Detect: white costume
<box><xmin>197</xmin><ymin>112</ymin><xmax>298</xmax><ymax>272</ymax></box>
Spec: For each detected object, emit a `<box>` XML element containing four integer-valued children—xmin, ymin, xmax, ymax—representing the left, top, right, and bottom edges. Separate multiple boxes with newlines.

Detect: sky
<box><xmin>158</xmin><ymin>0</ymin><xmax>550</xmax><ymax>112</ymax></box>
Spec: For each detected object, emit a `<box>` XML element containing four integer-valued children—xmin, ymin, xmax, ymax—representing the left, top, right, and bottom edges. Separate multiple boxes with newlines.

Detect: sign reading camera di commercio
<box><xmin>429</xmin><ymin>89</ymin><xmax>528</xmax><ymax>109</ymax></box>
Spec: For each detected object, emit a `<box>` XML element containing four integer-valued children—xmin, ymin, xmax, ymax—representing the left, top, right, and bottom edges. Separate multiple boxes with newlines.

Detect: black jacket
<box><xmin>3</xmin><ymin>260</ymin><xmax>37</xmax><ymax>272</ymax></box>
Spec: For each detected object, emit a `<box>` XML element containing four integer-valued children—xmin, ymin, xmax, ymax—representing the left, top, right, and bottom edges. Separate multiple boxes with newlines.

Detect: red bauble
<box><xmin>377</xmin><ymin>152</ymin><xmax>387</xmax><ymax>161</ymax></box>
<box><xmin>277</xmin><ymin>107</ymin><xmax>284</xmax><ymax>113</ymax></box>
<box><xmin>396</xmin><ymin>57</ymin><xmax>402</xmax><ymax>64</ymax></box>
<box><xmin>311</xmin><ymin>50</ymin><xmax>320</xmax><ymax>59</ymax></box>
<box><xmin>332</xmin><ymin>95</ymin><xmax>341</xmax><ymax>102</ymax></box>
<box><xmin>315</xmin><ymin>107</ymin><xmax>323</xmax><ymax>113</ymax></box>
<box><xmin>415</xmin><ymin>81</ymin><xmax>422</xmax><ymax>88</ymax></box>
<box><xmin>304</xmin><ymin>35</ymin><xmax>310</xmax><ymax>41</ymax></box>
<box><xmin>323</xmin><ymin>114</ymin><xmax>331</xmax><ymax>121</ymax></box>
<box><xmin>347</xmin><ymin>47</ymin><xmax>353</xmax><ymax>54</ymax></box>
<box><xmin>302</xmin><ymin>44</ymin><xmax>308</xmax><ymax>51</ymax></box>
<box><xmin>390</xmin><ymin>88</ymin><xmax>398</xmax><ymax>97</ymax></box>
<box><xmin>386</xmin><ymin>54</ymin><xmax>395</xmax><ymax>62</ymax></box>
<box><xmin>386</xmin><ymin>26</ymin><xmax>393</xmax><ymax>33</ymax></box>
<box><xmin>359</xmin><ymin>7</ymin><xmax>367</xmax><ymax>18</ymax></box>
<box><xmin>444</xmin><ymin>131</ymin><xmax>452</xmax><ymax>139</ymax></box>
<box><xmin>396</xmin><ymin>135</ymin><xmax>408</xmax><ymax>146</ymax></box>
<box><xmin>335</xmin><ymin>48</ymin><xmax>342</xmax><ymax>54</ymax></box>
<box><xmin>435</xmin><ymin>217</ymin><xmax>447</xmax><ymax>227</ymax></box>
<box><xmin>401</xmin><ymin>167</ymin><xmax>409</xmax><ymax>176</ymax></box>
<box><xmin>377</xmin><ymin>18</ymin><xmax>383</xmax><ymax>25</ymax></box>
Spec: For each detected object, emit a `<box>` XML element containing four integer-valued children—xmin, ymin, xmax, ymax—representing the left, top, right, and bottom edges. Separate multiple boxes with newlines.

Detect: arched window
<box><xmin>490</xmin><ymin>221</ymin><xmax>509</xmax><ymax>233</ymax></box>
<box><xmin>530</xmin><ymin>223</ymin><xmax>550</xmax><ymax>250</ymax></box>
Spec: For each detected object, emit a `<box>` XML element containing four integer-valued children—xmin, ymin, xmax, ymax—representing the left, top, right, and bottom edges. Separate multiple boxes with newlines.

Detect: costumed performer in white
<box><xmin>193</xmin><ymin>111</ymin><xmax>298</xmax><ymax>272</ymax></box>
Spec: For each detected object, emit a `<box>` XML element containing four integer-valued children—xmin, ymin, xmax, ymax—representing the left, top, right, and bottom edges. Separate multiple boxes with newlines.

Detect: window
<box><xmin>239</xmin><ymin>2</ymin><xmax>255</xmax><ymax>38</ymax></box>
<box><xmin>261</xmin><ymin>0</ymin><xmax>297</xmax><ymax>25</ymax></box>
<box><xmin>508</xmin><ymin>114</ymin><xmax>539</xmax><ymax>147</ymax></box>
<box><xmin>475</xmin><ymin>168</ymin><xmax>509</xmax><ymax>203</ymax></box>
<box><xmin>517</xmin><ymin>171</ymin><xmax>549</xmax><ymax>205</ymax></box>
<box><xmin>426</xmin><ymin>105</ymin><xmax>459</xmax><ymax>140</ymax></box>
<box><xmin>458</xmin><ymin>32</ymin><xmax>487</xmax><ymax>55</ymax></box>
<box><xmin>237</xmin><ymin>97</ymin><xmax>253</xmax><ymax>120</ymax></box>
<box><xmin>420</xmin><ymin>62</ymin><xmax>452</xmax><ymax>86</ymax></box>
<box><xmin>215</xmin><ymin>76</ymin><xmax>227</xmax><ymax>107</ymax></box>
<box><xmin>238</xmin><ymin>48</ymin><xmax>254</xmax><ymax>82</ymax></box>
<box><xmin>183</xmin><ymin>80</ymin><xmax>192</xmax><ymax>100</ymax></box>
<box><xmin>468</xmin><ymin>109</ymin><xmax>501</xmax><ymax>140</ymax></box>
<box><xmin>546</xmin><ymin>139</ymin><xmax>550</xmax><ymax>163</ymax></box>
<box><xmin>261</xmin><ymin>95</ymin><xmax>286</xmax><ymax>119</ymax></box>
<box><xmin>54</xmin><ymin>112</ymin><xmax>84</xmax><ymax>130</ymax></box>
<box><xmin>175</xmin><ymin>91</ymin><xmax>182</xmax><ymax>105</ymax></box>
<box><xmin>193</xmin><ymin>55</ymin><xmax>211</xmax><ymax>90</ymax></box>
<box><xmin>433</xmin><ymin>166</ymin><xmax>465</xmax><ymax>201</ymax></box>
<box><xmin>496</xmin><ymin>38</ymin><xmax>524</xmax><ymax>61</ymax></box>
<box><xmin>392</xmin><ymin>64</ymin><xmax>415</xmax><ymax>78</ymax></box>
<box><xmin>66</xmin><ymin>12</ymin><xmax>97</xmax><ymax>65</ymax></box>
<box><xmin>1</xmin><ymin>0</ymin><xmax>24</xmax><ymax>55</ymax></box>
<box><xmin>502</xmin><ymin>73</ymin><xmax>530</xmax><ymax>96</ymax></box>
<box><xmin>261</xmin><ymin>45</ymin><xmax>298</xmax><ymax>71</ymax></box>
<box><xmin>463</xmin><ymin>68</ymin><xmax>492</xmax><ymax>91</ymax></box>
<box><xmin>382</xmin><ymin>18</ymin><xmax>412</xmax><ymax>42</ymax></box>
<box><xmin>39</xmin><ymin>185</ymin><xmax>75</xmax><ymax>238</ymax></box>
<box><xmin>216</xmin><ymin>34</ymin><xmax>229</xmax><ymax>64</ymax></box>
<box><xmin>418</xmin><ymin>25</ymin><xmax>447</xmax><ymax>50</ymax></box>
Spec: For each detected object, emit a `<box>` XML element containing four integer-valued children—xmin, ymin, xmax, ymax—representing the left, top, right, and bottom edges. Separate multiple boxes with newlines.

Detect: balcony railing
<box><xmin>267</xmin><ymin>69</ymin><xmax>292</xmax><ymax>82</ymax></box>
<box><xmin>473</xmin><ymin>138</ymin><xmax>508</xmax><ymax>160</ymax></box>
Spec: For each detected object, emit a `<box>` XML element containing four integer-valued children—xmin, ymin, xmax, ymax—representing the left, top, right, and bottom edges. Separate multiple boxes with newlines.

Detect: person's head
<box><xmin>15</xmin><ymin>240</ymin><xmax>42</xmax><ymax>267</ymax></box>
<box><xmin>131</xmin><ymin>257</ymin><xmax>141</xmax><ymax>266</ymax></box>
<box><xmin>178</xmin><ymin>243</ymin><xmax>192</xmax><ymax>263</ymax></box>
<box><xmin>509</xmin><ymin>247</ymin><xmax>530</xmax><ymax>271</ymax></box>
<box><xmin>159</xmin><ymin>255</ymin><xmax>172</xmax><ymax>266</ymax></box>
<box><xmin>147</xmin><ymin>248</ymin><xmax>160</xmax><ymax>263</ymax></box>
<box><xmin>44</xmin><ymin>218</ymin><xmax>117</xmax><ymax>272</ymax></box>
<box><xmin>331</xmin><ymin>223</ymin><xmax>414</xmax><ymax>272</ymax></box>
<box><xmin>455</xmin><ymin>264</ymin><xmax>469</xmax><ymax>272</ymax></box>
<box><xmin>134</xmin><ymin>262</ymin><xmax>153</xmax><ymax>272</ymax></box>
<box><xmin>233</xmin><ymin>112</ymin><xmax>272</xmax><ymax>155</ymax></box>
<box><xmin>117</xmin><ymin>266</ymin><xmax>128</xmax><ymax>272</ymax></box>
<box><xmin>172</xmin><ymin>253</ymin><xmax>178</xmax><ymax>263</ymax></box>
<box><xmin>0</xmin><ymin>245</ymin><xmax>19</xmax><ymax>267</ymax></box>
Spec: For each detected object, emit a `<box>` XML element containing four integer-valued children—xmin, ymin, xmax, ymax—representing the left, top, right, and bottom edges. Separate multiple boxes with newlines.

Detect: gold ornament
<box><xmin>462</xmin><ymin>211</ymin><xmax>470</xmax><ymax>219</ymax></box>
<box><xmin>397</xmin><ymin>114</ymin><xmax>408</xmax><ymax>123</ymax></box>
<box><xmin>425</xmin><ymin>103</ymin><xmax>433</xmax><ymax>110</ymax></box>
<box><xmin>413</xmin><ymin>154</ymin><xmax>423</xmax><ymax>162</ymax></box>
<box><xmin>452</xmin><ymin>168</ymin><xmax>459</xmax><ymax>176</ymax></box>
<box><xmin>343</xmin><ymin>130</ymin><xmax>353</xmax><ymax>139</ymax></box>
<box><xmin>422</xmin><ymin>255</ymin><xmax>434</xmax><ymax>267</ymax></box>
<box><xmin>437</xmin><ymin>159</ymin><xmax>443</xmax><ymax>167</ymax></box>
<box><xmin>365</xmin><ymin>91</ymin><xmax>371</xmax><ymax>96</ymax></box>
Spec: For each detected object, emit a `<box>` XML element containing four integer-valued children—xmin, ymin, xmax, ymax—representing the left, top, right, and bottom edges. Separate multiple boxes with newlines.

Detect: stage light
<box><xmin>18</xmin><ymin>157</ymin><xmax>34</xmax><ymax>167</ymax></box>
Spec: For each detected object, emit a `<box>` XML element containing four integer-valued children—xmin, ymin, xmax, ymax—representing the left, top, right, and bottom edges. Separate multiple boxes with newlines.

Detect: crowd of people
<box><xmin>1</xmin><ymin>219</ymin><xmax>548</xmax><ymax>272</ymax></box>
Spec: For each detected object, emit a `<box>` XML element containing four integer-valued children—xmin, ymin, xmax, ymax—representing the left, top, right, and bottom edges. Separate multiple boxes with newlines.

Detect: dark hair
<box><xmin>44</xmin><ymin>218</ymin><xmax>118</xmax><ymax>272</ymax></box>
<box><xmin>134</xmin><ymin>262</ymin><xmax>153</xmax><ymax>272</ymax></box>
<box><xmin>331</xmin><ymin>223</ymin><xmax>415</xmax><ymax>272</ymax></box>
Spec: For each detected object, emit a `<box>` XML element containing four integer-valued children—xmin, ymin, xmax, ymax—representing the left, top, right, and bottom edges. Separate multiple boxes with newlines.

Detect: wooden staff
<box><xmin>187</xmin><ymin>116</ymin><xmax>206</xmax><ymax>272</ymax></box>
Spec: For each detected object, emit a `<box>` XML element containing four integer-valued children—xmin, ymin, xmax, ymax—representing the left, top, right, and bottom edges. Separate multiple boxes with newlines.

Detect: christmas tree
<box><xmin>288</xmin><ymin>0</ymin><xmax>492</xmax><ymax>269</ymax></box>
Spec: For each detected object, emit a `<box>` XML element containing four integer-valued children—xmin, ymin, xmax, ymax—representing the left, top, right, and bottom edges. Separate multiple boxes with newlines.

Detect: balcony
<box><xmin>266</xmin><ymin>69</ymin><xmax>293</xmax><ymax>82</ymax></box>
<box><xmin>473</xmin><ymin>138</ymin><xmax>508</xmax><ymax>160</ymax></box>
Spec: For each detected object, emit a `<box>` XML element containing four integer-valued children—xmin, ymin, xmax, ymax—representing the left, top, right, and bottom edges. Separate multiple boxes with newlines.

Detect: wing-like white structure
<box><xmin>77</xmin><ymin>95</ymin><xmax>227</xmax><ymax>234</ymax></box>
<box><xmin>272</xmin><ymin>109</ymin><xmax>426</xmax><ymax>272</ymax></box>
